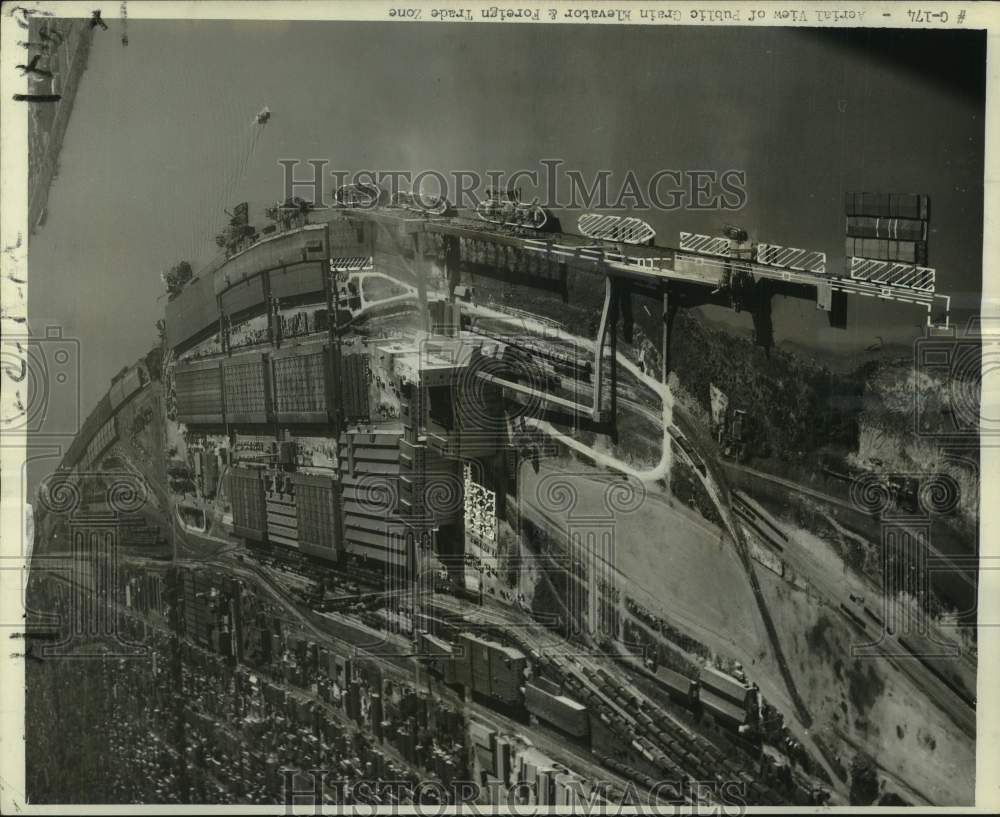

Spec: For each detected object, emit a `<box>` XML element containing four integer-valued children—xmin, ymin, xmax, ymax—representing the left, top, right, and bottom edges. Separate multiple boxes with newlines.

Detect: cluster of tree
<box><xmin>213</xmin><ymin>203</ymin><xmax>261</xmax><ymax>257</ymax></box>
<box><xmin>264</xmin><ymin>196</ymin><xmax>314</xmax><ymax>231</ymax></box>
<box><xmin>145</xmin><ymin>347</ymin><xmax>163</xmax><ymax>381</ymax></box>
<box><xmin>665</xmin><ymin>309</ymin><xmax>868</xmax><ymax>460</ymax></box>
<box><xmin>849</xmin><ymin>751</ymin><xmax>880</xmax><ymax>805</ymax></box>
<box><xmin>167</xmin><ymin>461</ymin><xmax>191</xmax><ymax>479</ymax></box>
<box><xmin>161</xmin><ymin>260</ymin><xmax>193</xmax><ymax>298</ymax></box>
<box><xmin>213</xmin><ymin>197</ymin><xmax>317</xmax><ymax>258</ymax></box>
<box><xmin>215</xmin><ymin>222</ymin><xmax>258</xmax><ymax>257</ymax></box>
<box><xmin>169</xmin><ymin>476</ymin><xmax>196</xmax><ymax>495</ymax></box>
<box><xmin>129</xmin><ymin>406</ymin><xmax>154</xmax><ymax>438</ymax></box>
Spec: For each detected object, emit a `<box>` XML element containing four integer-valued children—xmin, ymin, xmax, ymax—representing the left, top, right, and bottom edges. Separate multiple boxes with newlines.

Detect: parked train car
<box><xmin>668</xmin><ymin>425</ymin><xmax>707</xmax><ymax>476</ymax></box>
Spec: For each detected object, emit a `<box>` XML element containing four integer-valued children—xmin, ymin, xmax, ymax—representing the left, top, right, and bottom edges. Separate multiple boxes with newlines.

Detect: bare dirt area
<box><xmin>755</xmin><ymin>566</ymin><xmax>974</xmax><ymax>805</ymax></box>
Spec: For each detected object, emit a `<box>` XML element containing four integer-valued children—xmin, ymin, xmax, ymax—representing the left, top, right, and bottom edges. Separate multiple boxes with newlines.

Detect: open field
<box><xmin>756</xmin><ymin>565</ymin><xmax>974</xmax><ymax>805</ymax></box>
<box><xmin>519</xmin><ymin>457</ymin><xmax>766</xmax><ymax>667</ymax></box>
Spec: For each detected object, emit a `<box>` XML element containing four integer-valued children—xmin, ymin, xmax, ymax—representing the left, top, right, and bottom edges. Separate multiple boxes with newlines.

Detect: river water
<box><xmin>27</xmin><ymin>21</ymin><xmax>985</xmax><ymax>489</ymax></box>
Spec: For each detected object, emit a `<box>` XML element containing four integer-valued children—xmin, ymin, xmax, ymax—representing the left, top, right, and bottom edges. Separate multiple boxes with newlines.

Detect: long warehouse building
<box><xmin>172</xmin><ymin>341</ymin><xmax>369</xmax><ymax>428</ymax></box>
<box><xmin>165</xmin><ymin>219</ymin><xmax>371</xmax><ymax>354</ymax></box>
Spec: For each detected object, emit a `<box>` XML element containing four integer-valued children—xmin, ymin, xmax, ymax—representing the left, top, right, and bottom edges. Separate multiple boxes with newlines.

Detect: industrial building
<box><xmin>698</xmin><ymin>666</ymin><xmax>756</xmax><ymax>732</ymax></box>
<box><xmin>168</xmin><ymin>214</ymin><xmax>518</xmax><ymax>592</ymax></box>
<box><xmin>165</xmin><ymin>224</ymin><xmax>337</xmax><ymax>356</ymax></box>
<box><xmin>60</xmin><ymin>393</ymin><xmax>114</xmax><ymax>472</ymax></box>
<box><xmin>163</xmin><ymin>212</ymin><xmax>554</xmax><ymax>590</ymax></box>
<box><xmin>174</xmin><ymin>339</ymin><xmax>369</xmax><ymax>429</ymax></box>
<box><xmin>270</xmin><ymin>341</ymin><xmax>331</xmax><ymax>424</ymax></box>
<box><xmin>56</xmin><ymin>360</ymin><xmax>150</xmax><ymax>473</ymax></box>
<box><xmin>654</xmin><ymin>665</ymin><xmax>698</xmax><ymax>706</ymax></box>
<box><xmin>163</xmin><ymin>220</ymin><xmax>382</xmax><ymax>357</ymax></box>
<box><xmin>109</xmin><ymin>365</ymin><xmax>146</xmax><ymax>410</ymax></box>
<box><xmin>227</xmin><ymin>463</ymin><xmax>343</xmax><ymax>561</ymax></box>
<box><xmin>700</xmin><ymin>665</ymin><xmax>754</xmax><ymax>708</ymax></box>
<box><xmin>699</xmin><ymin>689</ymin><xmax>749</xmax><ymax>731</ymax></box>
<box><xmin>844</xmin><ymin>191</ymin><xmax>930</xmax><ymax>267</ymax></box>
<box><xmin>165</xmin><ymin>273</ymin><xmax>219</xmax><ymax>353</ymax></box>
<box><xmin>290</xmin><ymin>472</ymin><xmax>341</xmax><ymax>560</ymax></box>
<box><xmin>264</xmin><ymin>471</ymin><xmax>298</xmax><ymax>547</ymax></box>
<box><xmin>452</xmin><ymin>632</ymin><xmax>526</xmax><ymax>706</ymax></box>
<box><xmin>192</xmin><ymin>448</ymin><xmax>221</xmax><ymax>499</ymax></box>
<box><xmin>215</xmin><ymin>224</ymin><xmax>330</xmax><ymax>301</ymax></box>
<box><xmin>228</xmin><ymin>467</ymin><xmax>267</xmax><ymax>541</ymax></box>
<box><xmin>524</xmin><ymin>682</ymin><xmax>589</xmax><ymax>738</ymax></box>
<box><xmin>340</xmin><ymin>352</ymin><xmax>371</xmax><ymax>422</ymax></box>
<box><xmin>338</xmin><ymin>431</ymin><xmax>404</xmax><ymax>566</ymax></box>
<box><xmin>419</xmin><ymin>632</ymin><xmax>456</xmax><ymax>685</ymax></box>
<box><xmin>174</xmin><ymin>358</ymin><xmax>226</xmax><ymax>426</ymax></box>
<box><xmin>222</xmin><ymin>351</ymin><xmax>272</xmax><ymax>425</ymax></box>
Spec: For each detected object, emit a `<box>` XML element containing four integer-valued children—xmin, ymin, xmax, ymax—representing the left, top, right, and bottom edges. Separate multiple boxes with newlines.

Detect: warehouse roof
<box><xmin>699</xmin><ymin>689</ymin><xmax>748</xmax><ymax>726</ymax></box>
<box><xmin>656</xmin><ymin>666</ymin><xmax>694</xmax><ymax>697</ymax></box>
<box><xmin>701</xmin><ymin>666</ymin><xmax>751</xmax><ymax>703</ymax></box>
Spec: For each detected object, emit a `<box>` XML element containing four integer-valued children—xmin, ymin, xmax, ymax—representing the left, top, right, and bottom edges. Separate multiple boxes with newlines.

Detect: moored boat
<box><xmin>578</xmin><ymin>213</ymin><xmax>655</xmax><ymax>245</ymax></box>
<box><xmin>475</xmin><ymin>198</ymin><xmax>548</xmax><ymax>229</ymax></box>
<box><xmin>335</xmin><ymin>182</ymin><xmax>383</xmax><ymax>208</ymax></box>
<box><xmin>391</xmin><ymin>190</ymin><xmax>450</xmax><ymax>216</ymax></box>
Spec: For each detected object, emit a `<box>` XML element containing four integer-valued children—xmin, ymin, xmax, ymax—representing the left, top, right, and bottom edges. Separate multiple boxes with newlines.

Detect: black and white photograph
<box><xmin>1</xmin><ymin>1</ymin><xmax>996</xmax><ymax>812</ymax></box>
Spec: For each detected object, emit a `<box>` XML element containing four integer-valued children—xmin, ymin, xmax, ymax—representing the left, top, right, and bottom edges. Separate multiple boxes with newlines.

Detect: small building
<box><xmin>700</xmin><ymin>688</ymin><xmax>750</xmax><ymax>731</ymax></box>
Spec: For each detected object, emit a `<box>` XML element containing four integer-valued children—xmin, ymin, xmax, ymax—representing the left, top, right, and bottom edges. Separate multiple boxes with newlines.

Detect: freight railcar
<box><xmin>668</xmin><ymin>425</ymin><xmax>707</xmax><ymax>476</ymax></box>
